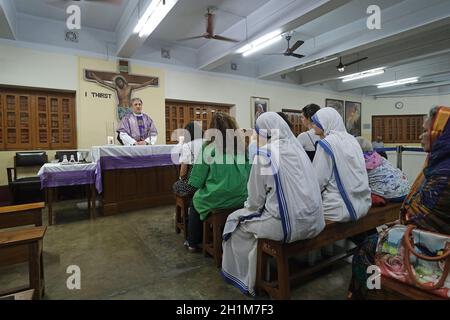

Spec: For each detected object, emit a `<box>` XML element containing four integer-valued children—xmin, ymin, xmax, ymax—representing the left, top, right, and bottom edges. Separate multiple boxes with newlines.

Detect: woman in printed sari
<box><xmin>221</xmin><ymin>112</ymin><xmax>325</xmax><ymax>296</ymax></box>
<box><xmin>348</xmin><ymin>106</ymin><xmax>450</xmax><ymax>299</ymax></box>
<box><xmin>311</xmin><ymin>107</ymin><xmax>371</xmax><ymax>222</ymax></box>
<box><xmin>356</xmin><ymin>136</ymin><xmax>410</xmax><ymax>202</ymax></box>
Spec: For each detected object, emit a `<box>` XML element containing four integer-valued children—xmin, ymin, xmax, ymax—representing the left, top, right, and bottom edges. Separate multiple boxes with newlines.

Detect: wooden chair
<box><xmin>203</xmin><ymin>208</ymin><xmax>240</xmax><ymax>267</ymax></box>
<box><xmin>255</xmin><ymin>203</ymin><xmax>401</xmax><ymax>299</ymax></box>
<box><xmin>7</xmin><ymin>152</ymin><xmax>48</xmax><ymax>205</ymax></box>
<box><xmin>174</xmin><ymin>195</ymin><xmax>189</xmax><ymax>239</ymax></box>
<box><xmin>0</xmin><ymin>203</ymin><xmax>46</xmax><ymax>300</ymax></box>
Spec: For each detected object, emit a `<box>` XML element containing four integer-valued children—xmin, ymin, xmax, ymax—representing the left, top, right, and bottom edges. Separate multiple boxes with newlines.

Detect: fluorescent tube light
<box><xmin>135</xmin><ymin>0</ymin><xmax>178</xmax><ymax>38</ymax></box>
<box><xmin>134</xmin><ymin>0</ymin><xmax>161</xmax><ymax>34</ymax></box>
<box><xmin>237</xmin><ymin>31</ymin><xmax>282</xmax><ymax>57</ymax></box>
<box><xmin>377</xmin><ymin>77</ymin><xmax>419</xmax><ymax>88</ymax></box>
<box><xmin>295</xmin><ymin>57</ymin><xmax>338</xmax><ymax>72</ymax></box>
<box><xmin>340</xmin><ymin>67</ymin><xmax>385</xmax><ymax>82</ymax></box>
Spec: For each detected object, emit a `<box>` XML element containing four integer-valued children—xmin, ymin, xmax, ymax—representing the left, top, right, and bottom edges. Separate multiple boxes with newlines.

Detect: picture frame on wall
<box><xmin>345</xmin><ymin>101</ymin><xmax>362</xmax><ymax>137</ymax></box>
<box><xmin>325</xmin><ymin>98</ymin><xmax>345</xmax><ymax>120</ymax></box>
<box><xmin>250</xmin><ymin>97</ymin><xmax>270</xmax><ymax>126</ymax></box>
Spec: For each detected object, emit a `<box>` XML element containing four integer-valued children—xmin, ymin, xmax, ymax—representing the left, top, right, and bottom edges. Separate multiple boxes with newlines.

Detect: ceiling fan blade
<box><xmin>290</xmin><ymin>40</ymin><xmax>304</xmax><ymax>52</ymax></box>
<box><xmin>263</xmin><ymin>53</ymin><xmax>286</xmax><ymax>55</ymax></box>
<box><xmin>176</xmin><ymin>35</ymin><xmax>206</xmax><ymax>41</ymax></box>
<box><xmin>344</xmin><ymin>57</ymin><xmax>368</xmax><ymax>67</ymax></box>
<box><xmin>290</xmin><ymin>53</ymin><xmax>305</xmax><ymax>59</ymax></box>
<box><xmin>212</xmin><ymin>35</ymin><xmax>240</xmax><ymax>43</ymax></box>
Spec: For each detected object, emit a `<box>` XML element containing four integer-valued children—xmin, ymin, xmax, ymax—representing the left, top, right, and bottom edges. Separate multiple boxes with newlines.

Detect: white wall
<box><xmin>0</xmin><ymin>42</ymin><xmax>78</xmax><ymax>90</ymax></box>
<box><xmin>165</xmin><ymin>68</ymin><xmax>362</xmax><ymax>128</ymax></box>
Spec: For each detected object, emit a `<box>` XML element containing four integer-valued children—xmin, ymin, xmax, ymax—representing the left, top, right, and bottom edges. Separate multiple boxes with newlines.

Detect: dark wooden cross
<box><xmin>84</xmin><ymin>60</ymin><xmax>159</xmax><ymax>110</ymax></box>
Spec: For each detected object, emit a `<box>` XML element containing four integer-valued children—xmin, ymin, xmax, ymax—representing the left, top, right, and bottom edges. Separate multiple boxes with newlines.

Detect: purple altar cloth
<box><xmin>40</xmin><ymin>170</ymin><xmax>96</xmax><ymax>188</ymax></box>
<box><xmin>95</xmin><ymin>153</ymin><xmax>177</xmax><ymax>193</ymax></box>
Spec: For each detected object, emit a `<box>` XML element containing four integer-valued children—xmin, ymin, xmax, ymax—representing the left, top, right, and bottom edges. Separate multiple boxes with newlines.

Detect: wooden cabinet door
<box><xmin>35</xmin><ymin>95</ymin><xmax>50</xmax><ymax>149</ymax></box>
<box><xmin>49</xmin><ymin>96</ymin><xmax>62</xmax><ymax>148</ymax></box>
<box><xmin>4</xmin><ymin>93</ymin><xmax>33</xmax><ymax>150</ymax></box>
<box><xmin>60</xmin><ymin>96</ymin><xmax>76</xmax><ymax>148</ymax></box>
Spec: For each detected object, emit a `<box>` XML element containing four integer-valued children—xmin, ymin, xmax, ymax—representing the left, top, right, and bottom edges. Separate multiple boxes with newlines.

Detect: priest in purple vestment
<box><xmin>116</xmin><ymin>98</ymin><xmax>158</xmax><ymax>146</ymax></box>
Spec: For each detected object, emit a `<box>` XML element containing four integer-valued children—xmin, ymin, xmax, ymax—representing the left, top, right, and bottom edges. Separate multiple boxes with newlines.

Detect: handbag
<box><xmin>375</xmin><ymin>224</ymin><xmax>450</xmax><ymax>299</ymax></box>
<box><xmin>172</xmin><ymin>165</ymin><xmax>197</xmax><ymax>197</ymax></box>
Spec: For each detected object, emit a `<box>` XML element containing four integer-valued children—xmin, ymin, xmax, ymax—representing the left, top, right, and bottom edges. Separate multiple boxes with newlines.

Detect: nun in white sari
<box><xmin>221</xmin><ymin>112</ymin><xmax>325</xmax><ymax>296</ymax></box>
<box><xmin>311</xmin><ymin>107</ymin><xmax>371</xmax><ymax>222</ymax></box>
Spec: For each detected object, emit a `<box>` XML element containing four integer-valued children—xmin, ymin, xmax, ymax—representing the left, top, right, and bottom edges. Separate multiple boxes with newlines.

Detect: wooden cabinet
<box><xmin>0</xmin><ymin>88</ymin><xmax>76</xmax><ymax>151</ymax></box>
<box><xmin>372</xmin><ymin>115</ymin><xmax>425</xmax><ymax>143</ymax></box>
<box><xmin>165</xmin><ymin>100</ymin><xmax>232</xmax><ymax>144</ymax></box>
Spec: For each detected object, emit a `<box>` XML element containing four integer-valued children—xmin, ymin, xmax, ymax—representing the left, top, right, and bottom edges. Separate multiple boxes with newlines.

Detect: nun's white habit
<box><xmin>221</xmin><ymin>112</ymin><xmax>325</xmax><ymax>296</ymax></box>
<box><xmin>311</xmin><ymin>107</ymin><xmax>371</xmax><ymax>222</ymax></box>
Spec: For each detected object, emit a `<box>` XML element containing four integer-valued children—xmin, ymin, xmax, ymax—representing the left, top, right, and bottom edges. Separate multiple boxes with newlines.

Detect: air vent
<box><xmin>65</xmin><ymin>30</ymin><xmax>79</xmax><ymax>43</ymax></box>
<box><xmin>161</xmin><ymin>48</ymin><xmax>170</xmax><ymax>59</ymax></box>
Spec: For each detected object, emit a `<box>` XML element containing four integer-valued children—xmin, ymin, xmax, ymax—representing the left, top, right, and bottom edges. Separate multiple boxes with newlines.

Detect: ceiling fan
<box><xmin>46</xmin><ymin>0</ymin><xmax>123</xmax><ymax>9</ymax></box>
<box><xmin>336</xmin><ymin>56</ymin><xmax>368</xmax><ymax>72</ymax></box>
<box><xmin>177</xmin><ymin>8</ymin><xmax>240</xmax><ymax>43</ymax></box>
<box><xmin>264</xmin><ymin>35</ymin><xmax>305</xmax><ymax>59</ymax></box>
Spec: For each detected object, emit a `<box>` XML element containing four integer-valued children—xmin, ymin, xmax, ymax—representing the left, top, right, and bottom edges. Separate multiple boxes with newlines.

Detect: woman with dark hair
<box><xmin>186</xmin><ymin>113</ymin><xmax>251</xmax><ymax>252</ymax></box>
<box><xmin>172</xmin><ymin>121</ymin><xmax>204</xmax><ymax>197</ymax></box>
<box><xmin>297</xmin><ymin>104</ymin><xmax>321</xmax><ymax>161</ymax></box>
<box><xmin>348</xmin><ymin>106</ymin><xmax>450</xmax><ymax>299</ymax></box>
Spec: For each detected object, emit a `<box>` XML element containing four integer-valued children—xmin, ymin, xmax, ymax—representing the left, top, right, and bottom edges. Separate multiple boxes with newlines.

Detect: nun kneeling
<box><xmin>221</xmin><ymin>112</ymin><xmax>325</xmax><ymax>296</ymax></box>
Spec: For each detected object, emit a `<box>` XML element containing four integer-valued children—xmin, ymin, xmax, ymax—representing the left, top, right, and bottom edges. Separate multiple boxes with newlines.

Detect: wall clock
<box><xmin>395</xmin><ymin>101</ymin><xmax>404</xmax><ymax>110</ymax></box>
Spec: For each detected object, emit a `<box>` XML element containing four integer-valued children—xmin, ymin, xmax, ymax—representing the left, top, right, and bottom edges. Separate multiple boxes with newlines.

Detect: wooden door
<box><xmin>165</xmin><ymin>100</ymin><xmax>231</xmax><ymax>144</ymax></box>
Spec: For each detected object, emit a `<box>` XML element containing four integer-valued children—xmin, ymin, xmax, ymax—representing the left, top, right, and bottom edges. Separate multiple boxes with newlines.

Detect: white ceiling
<box><xmin>148</xmin><ymin>0</ymin><xmax>270</xmax><ymax>49</ymax></box>
<box><xmin>3</xmin><ymin>0</ymin><xmax>450</xmax><ymax>96</ymax></box>
<box><xmin>14</xmin><ymin>0</ymin><xmax>137</xmax><ymax>31</ymax></box>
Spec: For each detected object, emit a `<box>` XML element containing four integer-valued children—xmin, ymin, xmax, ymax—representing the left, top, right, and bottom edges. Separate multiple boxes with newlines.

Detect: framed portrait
<box><xmin>250</xmin><ymin>97</ymin><xmax>270</xmax><ymax>125</ymax></box>
<box><xmin>345</xmin><ymin>101</ymin><xmax>362</xmax><ymax>137</ymax></box>
<box><xmin>325</xmin><ymin>99</ymin><xmax>345</xmax><ymax>120</ymax></box>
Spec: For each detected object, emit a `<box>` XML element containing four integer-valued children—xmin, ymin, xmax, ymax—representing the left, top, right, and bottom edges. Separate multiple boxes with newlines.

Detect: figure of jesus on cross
<box><xmin>85</xmin><ymin>60</ymin><xmax>159</xmax><ymax>120</ymax></box>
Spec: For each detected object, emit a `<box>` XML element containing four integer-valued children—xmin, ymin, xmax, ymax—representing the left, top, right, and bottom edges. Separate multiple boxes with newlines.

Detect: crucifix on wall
<box><xmin>84</xmin><ymin>60</ymin><xmax>159</xmax><ymax>120</ymax></box>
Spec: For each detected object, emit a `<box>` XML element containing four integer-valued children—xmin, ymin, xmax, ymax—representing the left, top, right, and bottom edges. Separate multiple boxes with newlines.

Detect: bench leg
<box><xmin>213</xmin><ymin>218</ymin><xmax>222</xmax><ymax>267</ymax></box>
<box><xmin>175</xmin><ymin>204</ymin><xmax>181</xmax><ymax>233</ymax></box>
<box><xmin>276</xmin><ymin>251</ymin><xmax>290</xmax><ymax>300</ymax></box>
<box><xmin>255</xmin><ymin>241</ymin><xmax>268</xmax><ymax>296</ymax></box>
<box><xmin>202</xmin><ymin>221</ymin><xmax>208</xmax><ymax>257</ymax></box>
<box><xmin>182</xmin><ymin>205</ymin><xmax>188</xmax><ymax>240</ymax></box>
<box><xmin>29</xmin><ymin>242</ymin><xmax>42</xmax><ymax>299</ymax></box>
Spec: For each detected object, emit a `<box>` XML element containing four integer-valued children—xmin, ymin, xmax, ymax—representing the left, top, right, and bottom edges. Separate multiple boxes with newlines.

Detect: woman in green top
<box><xmin>186</xmin><ymin>113</ymin><xmax>251</xmax><ymax>252</ymax></box>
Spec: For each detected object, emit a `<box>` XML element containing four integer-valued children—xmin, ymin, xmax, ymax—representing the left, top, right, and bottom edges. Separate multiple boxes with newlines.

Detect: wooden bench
<box><xmin>174</xmin><ymin>195</ymin><xmax>189</xmax><ymax>239</ymax></box>
<box><xmin>0</xmin><ymin>202</ymin><xmax>44</xmax><ymax>229</ymax></box>
<box><xmin>203</xmin><ymin>208</ymin><xmax>240</xmax><ymax>267</ymax></box>
<box><xmin>0</xmin><ymin>226</ymin><xmax>47</xmax><ymax>299</ymax></box>
<box><xmin>255</xmin><ymin>203</ymin><xmax>401</xmax><ymax>300</ymax></box>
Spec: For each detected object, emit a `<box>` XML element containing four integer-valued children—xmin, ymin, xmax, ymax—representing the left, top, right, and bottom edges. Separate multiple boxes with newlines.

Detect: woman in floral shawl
<box><xmin>348</xmin><ymin>106</ymin><xmax>450</xmax><ymax>299</ymax></box>
<box><xmin>356</xmin><ymin>136</ymin><xmax>410</xmax><ymax>201</ymax></box>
